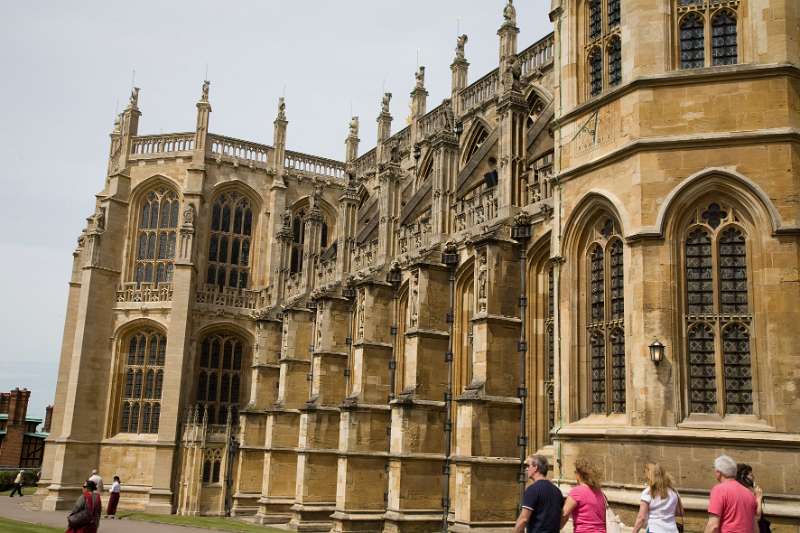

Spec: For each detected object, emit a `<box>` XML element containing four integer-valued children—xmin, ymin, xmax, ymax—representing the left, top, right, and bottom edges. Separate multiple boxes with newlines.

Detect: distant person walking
<box><xmin>633</xmin><ymin>463</ymin><xmax>684</xmax><ymax>533</ymax></box>
<box><xmin>106</xmin><ymin>475</ymin><xmax>121</xmax><ymax>518</ymax></box>
<box><xmin>513</xmin><ymin>455</ymin><xmax>564</xmax><ymax>533</ymax></box>
<box><xmin>8</xmin><ymin>470</ymin><xmax>24</xmax><ymax>497</ymax></box>
<box><xmin>561</xmin><ymin>458</ymin><xmax>607</xmax><ymax>533</ymax></box>
<box><xmin>88</xmin><ymin>469</ymin><xmax>104</xmax><ymax>493</ymax></box>
<box><xmin>705</xmin><ymin>455</ymin><xmax>757</xmax><ymax>533</ymax></box>
<box><xmin>66</xmin><ymin>479</ymin><xmax>101</xmax><ymax>533</ymax></box>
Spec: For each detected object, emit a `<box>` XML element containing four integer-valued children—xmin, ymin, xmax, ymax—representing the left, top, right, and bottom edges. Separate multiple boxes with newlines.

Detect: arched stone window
<box><xmin>119</xmin><ymin>330</ymin><xmax>166</xmax><ymax>433</ymax></box>
<box><xmin>712</xmin><ymin>10</ymin><xmax>738</xmax><ymax>66</ymax></box>
<box><xmin>206</xmin><ymin>191</ymin><xmax>254</xmax><ymax>289</ymax></box>
<box><xmin>607</xmin><ymin>37</ymin><xmax>622</xmax><ymax>87</ymax></box>
<box><xmin>134</xmin><ymin>188</ymin><xmax>179</xmax><ymax>284</ymax></box>
<box><xmin>585</xmin><ymin>218</ymin><xmax>625</xmax><ymax>415</ymax></box>
<box><xmin>588</xmin><ymin>48</ymin><xmax>603</xmax><ymax>97</ymax></box>
<box><xmin>680</xmin><ymin>13</ymin><xmax>705</xmax><ymax>69</ymax></box>
<box><xmin>526</xmin><ymin>94</ymin><xmax>546</xmax><ymax>129</ymax></box>
<box><xmin>684</xmin><ymin>202</ymin><xmax>753</xmax><ymax>415</ymax></box>
<box><xmin>202</xmin><ymin>448</ymin><xmax>223</xmax><ymax>484</ymax></box>
<box><xmin>196</xmin><ymin>333</ymin><xmax>245</xmax><ymax>425</ymax></box>
<box><xmin>462</xmin><ymin>124</ymin><xmax>489</xmax><ymax>164</ymax></box>
<box><xmin>290</xmin><ymin>211</ymin><xmax>305</xmax><ymax>274</ymax></box>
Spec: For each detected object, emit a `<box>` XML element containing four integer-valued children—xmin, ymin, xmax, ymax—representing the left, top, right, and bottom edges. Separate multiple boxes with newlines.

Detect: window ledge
<box><xmin>678</xmin><ymin>414</ymin><xmax>774</xmax><ymax>432</ymax></box>
<box><xmin>571</xmin><ymin>413</ymin><xmax>628</xmax><ymax>426</ymax></box>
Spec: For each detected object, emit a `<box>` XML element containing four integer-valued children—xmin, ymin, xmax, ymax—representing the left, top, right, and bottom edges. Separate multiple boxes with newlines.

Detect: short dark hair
<box><xmin>736</xmin><ymin>463</ymin><xmax>754</xmax><ymax>488</ymax></box>
<box><xmin>85</xmin><ymin>480</ymin><xmax>97</xmax><ymax>492</ymax></box>
<box><xmin>113</xmin><ymin>476</ymin><xmax>120</xmax><ymax>482</ymax></box>
<box><xmin>528</xmin><ymin>454</ymin><xmax>550</xmax><ymax>476</ymax></box>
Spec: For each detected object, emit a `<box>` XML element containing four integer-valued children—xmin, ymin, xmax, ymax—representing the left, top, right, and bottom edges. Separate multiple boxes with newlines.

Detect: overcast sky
<box><xmin>0</xmin><ymin>1</ymin><xmax>551</xmax><ymax>422</ymax></box>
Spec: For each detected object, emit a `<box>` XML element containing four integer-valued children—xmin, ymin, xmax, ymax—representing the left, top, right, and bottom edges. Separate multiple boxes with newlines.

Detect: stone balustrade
<box><xmin>116</xmin><ymin>282</ymin><xmax>173</xmax><ymax>303</ymax></box>
<box><xmin>195</xmin><ymin>284</ymin><xmax>270</xmax><ymax>310</ymax></box>
<box><xmin>397</xmin><ymin>220</ymin><xmax>433</xmax><ymax>258</ymax></box>
<box><xmin>418</xmin><ymin>103</ymin><xmax>453</xmax><ymax>140</ymax></box>
<box><xmin>351</xmin><ymin>239</ymin><xmax>379</xmax><ymax>272</ymax></box>
<box><xmin>459</xmin><ymin>69</ymin><xmax>499</xmax><ymax>115</ymax></box>
<box><xmin>453</xmin><ymin>185</ymin><xmax>498</xmax><ymax>232</ymax></box>
<box><xmin>315</xmin><ymin>257</ymin><xmax>338</xmax><ymax>288</ymax></box>
<box><xmin>208</xmin><ymin>134</ymin><xmax>270</xmax><ymax>167</ymax></box>
<box><xmin>519</xmin><ymin>34</ymin><xmax>555</xmax><ymax>77</ymax></box>
<box><xmin>353</xmin><ymin>148</ymin><xmax>377</xmax><ymax>177</ymax></box>
<box><xmin>130</xmin><ymin>133</ymin><xmax>195</xmax><ymax>157</ymax></box>
<box><xmin>285</xmin><ymin>151</ymin><xmax>346</xmax><ymax>180</ymax></box>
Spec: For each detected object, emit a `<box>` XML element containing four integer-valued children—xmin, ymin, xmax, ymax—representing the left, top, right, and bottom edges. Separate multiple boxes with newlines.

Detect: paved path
<box><xmin>0</xmin><ymin>495</ymin><xmax>233</xmax><ymax>532</ymax></box>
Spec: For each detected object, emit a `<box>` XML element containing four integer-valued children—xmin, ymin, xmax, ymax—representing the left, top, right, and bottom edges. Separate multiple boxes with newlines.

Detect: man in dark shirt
<box><xmin>513</xmin><ymin>455</ymin><xmax>564</xmax><ymax>533</ymax></box>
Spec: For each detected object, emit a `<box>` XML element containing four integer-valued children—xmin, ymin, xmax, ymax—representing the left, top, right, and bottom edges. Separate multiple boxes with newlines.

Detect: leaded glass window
<box><xmin>588</xmin><ymin>0</ymin><xmax>602</xmax><ymax>40</ymax></box>
<box><xmin>608</xmin><ymin>37</ymin><xmax>622</xmax><ymax>87</ymax></box>
<box><xmin>196</xmin><ymin>333</ymin><xmax>245</xmax><ymax>426</ymax></box>
<box><xmin>607</xmin><ymin>0</ymin><xmax>620</xmax><ymax>28</ymax></box>
<box><xmin>134</xmin><ymin>188</ymin><xmax>178</xmax><ymax>285</ymax></box>
<box><xmin>206</xmin><ymin>192</ymin><xmax>254</xmax><ymax>289</ymax></box>
<box><xmin>290</xmin><ymin>213</ymin><xmax>305</xmax><ymax>274</ymax></box>
<box><xmin>712</xmin><ymin>10</ymin><xmax>737</xmax><ymax>66</ymax></box>
<box><xmin>585</xmin><ymin>221</ymin><xmax>625</xmax><ymax>416</ymax></box>
<box><xmin>683</xmin><ymin>202</ymin><xmax>753</xmax><ymax>416</ymax></box>
<box><xmin>680</xmin><ymin>13</ymin><xmax>705</xmax><ymax>69</ymax></box>
<box><xmin>544</xmin><ymin>267</ymin><xmax>555</xmax><ymax>444</ymax></box>
<box><xmin>119</xmin><ymin>330</ymin><xmax>166</xmax><ymax>433</ymax></box>
<box><xmin>589</xmin><ymin>49</ymin><xmax>603</xmax><ymax>97</ymax></box>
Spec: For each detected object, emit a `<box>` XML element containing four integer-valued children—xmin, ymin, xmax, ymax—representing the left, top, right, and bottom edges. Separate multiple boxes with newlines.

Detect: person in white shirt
<box><xmin>88</xmin><ymin>469</ymin><xmax>104</xmax><ymax>494</ymax></box>
<box><xmin>633</xmin><ymin>463</ymin><xmax>684</xmax><ymax>533</ymax></box>
<box><xmin>106</xmin><ymin>475</ymin><xmax>121</xmax><ymax>517</ymax></box>
<box><xmin>9</xmin><ymin>470</ymin><xmax>24</xmax><ymax>497</ymax></box>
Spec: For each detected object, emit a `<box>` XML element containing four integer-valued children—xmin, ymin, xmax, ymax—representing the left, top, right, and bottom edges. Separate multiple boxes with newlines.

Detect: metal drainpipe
<box><xmin>441</xmin><ymin>244</ymin><xmax>459</xmax><ymax>532</ymax></box>
<box><xmin>512</xmin><ymin>218</ymin><xmax>532</xmax><ymax>509</ymax></box>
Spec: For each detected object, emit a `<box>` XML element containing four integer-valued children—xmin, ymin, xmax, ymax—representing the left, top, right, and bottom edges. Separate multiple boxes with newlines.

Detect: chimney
<box><xmin>7</xmin><ymin>388</ymin><xmax>30</xmax><ymax>426</ymax></box>
<box><xmin>43</xmin><ymin>405</ymin><xmax>53</xmax><ymax>433</ymax></box>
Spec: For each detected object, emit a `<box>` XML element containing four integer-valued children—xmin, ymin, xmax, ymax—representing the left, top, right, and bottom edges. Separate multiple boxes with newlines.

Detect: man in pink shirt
<box><xmin>705</xmin><ymin>455</ymin><xmax>758</xmax><ymax>533</ymax></box>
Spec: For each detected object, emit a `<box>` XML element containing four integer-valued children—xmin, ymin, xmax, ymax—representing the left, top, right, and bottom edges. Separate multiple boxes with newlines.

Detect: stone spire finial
<box><xmin>277</xmin><ymin>97</ymin><xmax>287</xmax><ymax>121</ymax></box>
<box><xmin>503</xmin><ymin>0</ymin><xmax>517</xmax><ymax>26</ymax></box>
<box><xmin>128</xmin><ymin>87</ymin><xmax>140</xmax><ymax>109</ymax></box>
<box><xmin>381</xmin><ymin>92</ymin><xmax>392</xmax><ymax>115</ymax></box>
<box><xmin>349</xmin><ymin>116</ymin><xmax>359</xmax><ymax>138</ymax></box>
<box><xmin>455</xmin><ymin>34</ymin><xmax>468</xmax><ymax>61</ymax></box>
<box><xmin>200</xmin><ymin>80</ymin><xmax>210</xmax><ymax>102</ymax></box>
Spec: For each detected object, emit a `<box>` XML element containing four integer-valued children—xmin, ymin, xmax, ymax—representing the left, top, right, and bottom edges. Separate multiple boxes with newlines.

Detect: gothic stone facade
<box><xmin>38</xmin><ymin>1</ymin><xmax>800</xmax><ymax>531</ymax></box>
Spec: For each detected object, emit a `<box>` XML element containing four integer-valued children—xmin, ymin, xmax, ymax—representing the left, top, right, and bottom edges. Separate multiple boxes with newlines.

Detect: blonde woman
<box><xmin>633</xmin><ymin>463</ymin><xmax>683</xmax><ymax>533</ymax></box>
<box><xmin>561</xmin><ymin>458</ymin><xmax>607</xmax><ymax>533</ymax></box>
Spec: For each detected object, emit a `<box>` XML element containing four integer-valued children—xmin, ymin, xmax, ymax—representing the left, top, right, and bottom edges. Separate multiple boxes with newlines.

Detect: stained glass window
<box><xmin>590</xmin><ymin>245</ymin><xmax>605</xmax><ymax>322</ymax></box>
<box><xmin>684</xmin><ymin>203</ymin><xmax>753</xmax><ymax>416</ymax></box>
<box><xmin>680</xmin><ymin>13</ymin><xmax>705</xmax><ymax>69</ymax></box>
<box><xmin>608</xmin><ymin>37</ymin><xmax>622</xmax><ymax>87</ymax></box>
<box><xmin>588</xmin><ymin>0</ymin><xmax>602</xmax><ymax>40</ymax></box>
<box><xmin>590</xmin><ymin>332</ymin><xmax>606</xmax><ymax>414</ymax></box>
<box><xmin>544</xmin><ymin>267</ymin><xmax>555</xmax><ymax>443</ymax></box>
<box><xmin>608</xmin><ymin>0</ymin><xmax>620</xmax><ymax>28</ymax></box>
<box><xmin>196</xmin><ymin>333</ymin><xmax>245</xmax><ymax>427</ymax></box>
<box><xmin>610</xmin><ymin>239</ymin><xmax>624</xmax><ymax>319</ymax></box>
<box><xmin>135</xmin><ymin>188</ymin><xmax>178</xmax><ymax>285</ymax></box>
<box><xmin>119</xmin><ymin>330</ymin><xmax>165</xmax><ymax>433</ymax></box>
<box><xmin>207</xmin><ymin>192</ymin><xmax>253</xmax><ymax>289</ymax></box>
<box><xmin>589</xmin><ymin>49</ymin><xmax>603</xmax><ymax>97</ymax></box>
<box><xmin>712</xmin><ymin>11</ymin><xmax>738</xmax><ymax>66</ymax></box>
<box><xmin>610</xmin><ymin>328</ymin><xmax>626</xmax><ymax>413</ymax></box>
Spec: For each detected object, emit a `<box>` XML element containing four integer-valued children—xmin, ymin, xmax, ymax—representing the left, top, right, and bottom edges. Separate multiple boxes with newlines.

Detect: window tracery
<box><xmin>585</xmin><ymin>0</ymin><xmax>621</xmax><ymax>97</ymax></box>
<box><xmin>196</xmin><ymin>333</ymin><xmax>245</xmax><ymax>425</ymax></box>
<box><xmin>676</xmin><ymin>3</ymin><xmax>738</xmax><ymax>69</ymax></box>
<box><xmin>202</xmin><ymin>448</ymin><xmax>223</xmax><ymax>484</ymax></box>
<box><xmin>206</xmin><ymin>191</ymin><xmax>254</xmax><ymax>289</ymax></box>
<box><xmin>585</xmin><ymin>217</ymin><xmax>625</xmax><ymax>415</ymax></box>
<box><xmin>119</xmin><ymin>330</ymin><xmax>165</xmax><ymax>433</ymax></box>
<box><xmin>683</xmin><ymin>202</ymin><xmax>753</xmax><ymax>416</ymax></box>
<box><xmin>134</xmin><ymin>188</ymin><xmax>179</xmax><ymax>285</ymax></box>
<box><xmin>711</xmin><ymin>10</ymin><xmax>738</xmax><ymax>66</ymax></box>
<box><xmin>680</xmin><ymin>13</ymin><xmax>705</xmax><ymax>69</ymax></box>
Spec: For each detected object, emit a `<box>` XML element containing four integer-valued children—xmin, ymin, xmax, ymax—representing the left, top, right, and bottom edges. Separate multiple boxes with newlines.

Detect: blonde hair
<box><xmin>644</xmin><ymin>463</ymin><xmax>674</xmax><ymax>499</ymax></box>
<box><xmin>574</xmin><ymin>458</ymin><xmax>602</xmax><ymax>489</ymax></box>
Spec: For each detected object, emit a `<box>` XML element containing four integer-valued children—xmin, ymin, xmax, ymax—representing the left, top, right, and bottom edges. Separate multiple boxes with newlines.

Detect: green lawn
<box><xmin>0</xmin><ymin>517</ymin><xmax>61</xmax><ymax>533</ymax></box>
<box><xmin>120</xmin><ymin>511</ymin><xmax>289</xmax><ymax>533</ymax></box>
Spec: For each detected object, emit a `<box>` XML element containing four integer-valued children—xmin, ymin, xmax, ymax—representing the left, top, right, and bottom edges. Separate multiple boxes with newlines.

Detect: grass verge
<box><xmin>119</xmin><ymin>511</ymin><xmax>289</xmax><ymax>532</ymax></box>
<box><xmin>0</xmin><ymin>516</ymin><xmax>62</xmax><ymax>533</ymax></box>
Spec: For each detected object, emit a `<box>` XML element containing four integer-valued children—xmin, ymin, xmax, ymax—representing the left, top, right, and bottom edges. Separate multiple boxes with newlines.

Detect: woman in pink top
<box><xmin>561</xmin><ymin>458</ymin><xmax>607</xmax><ymax>533</ymax></box>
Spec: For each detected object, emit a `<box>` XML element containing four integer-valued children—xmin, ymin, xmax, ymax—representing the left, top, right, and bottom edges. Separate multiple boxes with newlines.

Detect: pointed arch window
<box><xmin>684</xmin><ymin>203</ymin><xmax>753</xmax><ymax>415</ymax></box>
<box><xmin>196</xmin><ymin>333</ymin><xmax>245</xmax><ymax>426</ymax></box>
<box><xmin>207</xmin><ymin>191</ymin><xmax>254</xmax><ymax>289</ymax></box>
<box><xmin>119</xmin><ymin>330</ymin><xmax>166</xmax><ymax>433</ymax></box>
<box><xmin>589</xmin><ymin>48</ymin><xmax>603</xmax><ymax>97</ymax></box>
<box><xmin>463</xmin><ymin>126</ymin><xmax>489</xmax><ymax>164</ymax></box>
<box><xmin>712</xmin><ymin>10</ymin><xmax>738</xmax><ymax>66</ymax></box>
<box><xmin>680</xmin><ymin>13</ymin><xmax>705</xmax><ymax>69</ymax></box>
<box><xmin>585</xmin><ymin>218</ymin><xmax>625</xmax><ymax>415</ymax></box>
<box><xmin>134</xmin><ymin>188</ymin><xmax>179</xmax><ymax>285</ymax></box>
<box><xmin>607</xmin><ymin>37</ymin><xmax>622</xmax><ymax>87</ymax></box>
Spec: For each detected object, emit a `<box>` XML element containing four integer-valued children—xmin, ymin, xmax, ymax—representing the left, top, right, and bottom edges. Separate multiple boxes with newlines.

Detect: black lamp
<box><xmin>649</xmin><ymin>340</ymin><xmax>665</xmax><ymax>365</ymax></box>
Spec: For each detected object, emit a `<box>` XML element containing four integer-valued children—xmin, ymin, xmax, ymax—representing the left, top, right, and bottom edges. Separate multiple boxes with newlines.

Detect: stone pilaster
<box><xmin>383</xmin><ymin>264</ymin><xmax>450</xmax><ymax>533</ymax></box>
<box><xmin>451</xmin><ymin>237</ymin><xmax>521</xmax><ymax>532</ymax></box>
<box><xmin>376</xmin><ymin>93</ymin><xmax>393</xmax><ymax>164</ymax></box>
<box><xmin>269</xmin><ymin>99</ymin><xmax>289</xmax><ymax>302</ymax></box>
<box><xmin>377</xmin><ymin>164</ymin><xmax>400</xmax><ymax>262</ymax></box>
<box><xmin>332</xmin><ymin>282</ymin><xmax>395</xmax><ymax>533</ymax></box>
<box><xmin>256</xmin><ymin>308</ymin><xmax>314</xmax><ymax>524</ymax></box>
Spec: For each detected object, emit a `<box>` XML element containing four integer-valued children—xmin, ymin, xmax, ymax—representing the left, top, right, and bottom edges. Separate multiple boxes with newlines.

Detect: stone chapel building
<box><xmin>38</xmin><ymin>0</ymin><xmax>800</xmax><ymax>531</ymax></box>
